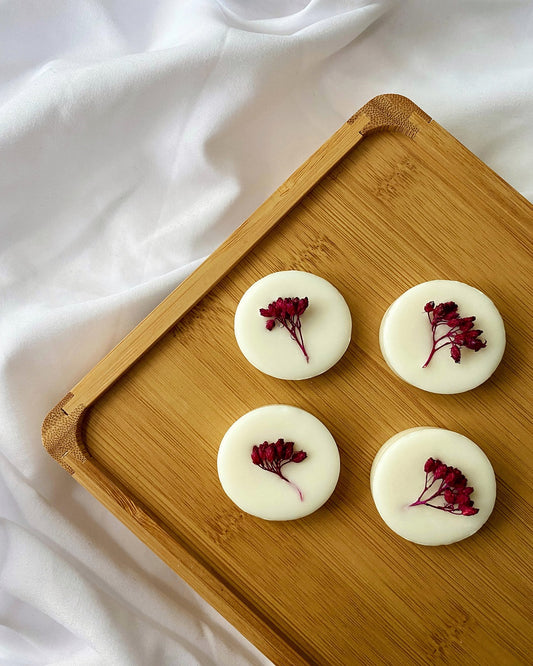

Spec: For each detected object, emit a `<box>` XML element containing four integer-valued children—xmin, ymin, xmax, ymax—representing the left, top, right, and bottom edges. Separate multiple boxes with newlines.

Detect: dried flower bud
<box><xmin>450</xmin><ymin>344</ymin><xmax>461</xmax><ymax>363</ymax></box>
<box><xmin>459</xmin><ymin>317</ymin><xmax>476</xmax><ymax>332</ymax></box>
<box><xmin>265</xmin><ymin>444</ymin><xmax>275</xmax><ymax>463</ymax></box>
<box><xmin>433</xmin><ymin>301</ymin><xmax>458</xmax><ymax>320</ymax></box>
<box><xmin>444</xmin><ymin>489</ymin><xmax>456</xmax><ymax>504</ymax></box>
<box><xmin>297</xmin><ymin>297</ymin><xmax>309</xmax><ymax>315</ymax></box>
<box><xmin>424</xmin><ymin>301</ymin><xmax>435</xmax><ymax>313</ymax></box>
<box><xmin>444</xmin><ymin>469</ymin><xmax>459</xmax><ymax>485</ymax></box>
<box><xmin>456</xmin><ymin>492</ymin><xmax>470</xmax><ymax>506</ymax></box>
<box><xmin>434</xmin><ymin>464</ymin><xmax>448</xmax><ymax>480</ymax></box>
<box><xmin>265</xmin><ymin>319</ymin><xmax>275</xmax><ymax>331</ymax></box>
<box><xmin>461</xmin><ymin>506</ymin><xmax>479</xmax><ymax>516</ymax></box>
<box><xmin>454</xmin><ymin>476</ymin><xmax>467</xmax><ymax>489</ymax></box>
<box><xmin>285</xmin><ymin>299</ymin><xmax>295</xmax><ymax>316</ymax></box>
<box><xmin>284</xmin><ymin>441</ymin><xmax>294</xmax><ymax>459</ymax></box>
<box><xmin>251</xmin><ymin>446</ymin><xmax>261</xmax><ymax>465</ymax></box>
<box><xmin>465</xmin><ymin>336</ymin><xmax>486</xmax><ymax>352</ymax></box>
<box><xmin>424</xmin><ymin>457</ymin><xmax>437</xmax><ymax>473</ymax></box>
<box><xmin>275</xmin><ymin>438</ymin><xmax>285</xmax><ymax>459</ymax></box>
<box><xmin>291</xmin><ymin>451</ymin><xmax>307</xmax><ymax>463</ymax></box>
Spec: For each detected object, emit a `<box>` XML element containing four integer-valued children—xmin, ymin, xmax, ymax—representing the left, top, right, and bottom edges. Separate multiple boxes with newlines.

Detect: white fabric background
<box><xmin>1</xmin><ymin>1</ymin><xmax>531</xmax><ymax>664</ymax></box>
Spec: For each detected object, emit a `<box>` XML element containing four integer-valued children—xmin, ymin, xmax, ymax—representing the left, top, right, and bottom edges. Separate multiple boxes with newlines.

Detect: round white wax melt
<box><xmin>379</xmin><ymin>280</ymin><xmax>505</xmax><ymax>394</ymax></box>
<box><xmin>217</xmin><ymin>405</ymin><xmax>340</xmax><ymax>520</ymax></box>
<box><xmin>234</xmin><ymin>271</ymin><xmax>352</xmax><ymax>380</ymax></box>
<box><xmin>370</xmin><ymin>427</ymin><xmax>496</xmax><ymax>546</ymax></box>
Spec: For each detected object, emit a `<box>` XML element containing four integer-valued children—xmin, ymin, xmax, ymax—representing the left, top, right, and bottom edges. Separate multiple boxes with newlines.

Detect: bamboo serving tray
<box><xmin>42</xmin><ymin>95</ymin><xmax>533</xmax><ymax>665</ymax></box>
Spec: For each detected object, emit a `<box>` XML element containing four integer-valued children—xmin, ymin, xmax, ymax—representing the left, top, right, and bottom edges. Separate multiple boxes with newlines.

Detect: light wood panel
<box><xmin>42</xmin><ymin>95</ymin><xmax>533</xmax><ymax>665</ymax></box>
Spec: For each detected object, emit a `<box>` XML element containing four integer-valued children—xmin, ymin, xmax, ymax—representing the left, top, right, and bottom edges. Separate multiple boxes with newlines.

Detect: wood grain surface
<box><xmin>43</xmin><ymin>95</ymin><xmax>533</xmax><ymax>665</ymax></box>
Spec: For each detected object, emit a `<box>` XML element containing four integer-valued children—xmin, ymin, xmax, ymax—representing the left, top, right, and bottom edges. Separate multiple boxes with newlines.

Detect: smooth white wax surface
<box><xmin>1</xmin><ymin>1</ymin><xmax>531</xmax><ymax>664</ymax></box>
<box><xmin>235</xmin><ymin>271</ymin><xmax>352</xmax><ymax>379</ymax></box>
<box><xmin>371</xmin><ymin>428</ymin><xmax>496</xmax><ymax>546</ymax></box>
<box><xmin>217</xmin><ymin>405</ymin><xmax>340</xmax><ymax>520</ymax></box>
<box><xmin>379</xmin><ymin>281</ymin><xmax>506</xmax><ymax>394</ymax></box>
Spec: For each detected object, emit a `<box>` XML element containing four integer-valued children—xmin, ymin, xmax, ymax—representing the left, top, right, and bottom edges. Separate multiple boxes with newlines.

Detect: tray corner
<box><xmin>349</xmin><ymin>92</ymin><xmax>432</xmax><ymax>137</ymax></box>
<box><xmin>42</xmin><ymin>393</ymin><xmax>88</xmax><ymax>474</ymax></box>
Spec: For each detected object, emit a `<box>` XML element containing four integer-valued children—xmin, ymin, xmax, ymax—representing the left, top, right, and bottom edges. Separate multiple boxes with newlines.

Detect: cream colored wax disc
<box><xmin>379</xmin><ymin>280</ymin><xmax>505</xmax><ymax>394</ymax></box>
<box><xmin>370</xmin><ymin>427</ymin><xmax>496</xmax><ymax>546</ymax></box>
<box><xmin>217</xmin><ymin>405</ymin><xmax>340</xmax><ymax>521</ymax></box>
<box><xmin>234</xmin><ymin>271</ymin><xmax>352</xmax><ymax>380</ymax></box>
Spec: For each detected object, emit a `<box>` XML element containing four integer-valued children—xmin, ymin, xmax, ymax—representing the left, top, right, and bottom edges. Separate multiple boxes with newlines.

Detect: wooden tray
<box><xmin>42</xmin><ymin>95</ymin><xmax>533</xmax><ymax>665</ymax></box>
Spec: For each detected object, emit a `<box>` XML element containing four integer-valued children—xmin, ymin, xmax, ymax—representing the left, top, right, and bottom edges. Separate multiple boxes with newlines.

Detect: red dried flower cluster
<box><xmin>260</xmin><ymin>297</ymin><xmax>310</xmax><ymax>362</ymax></box>
<box><xmin>423</xmin><ymin>301</ymin><xmax>487</xmax><ymax>368</ymax></box>
<box><xmin>251</xmin><ymin>438</ymin><xmax>307</xmax><ymax>500</ymax></box>
<box><xmin>409</xmin><ymin>457</ymin><xmax>479</xmax><ymax>516</ymax></box>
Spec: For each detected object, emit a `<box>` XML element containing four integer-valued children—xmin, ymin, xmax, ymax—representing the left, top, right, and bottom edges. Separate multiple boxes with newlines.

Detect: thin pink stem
<box><xmin>409</xmin><ymin>476</ymin><xmax>447</xmax><ymax>506</ymax></box>
<box><xmin>258</xmin><ymin>461</ymin><xmax>304</xmax><ymax>501</ymax></box>
<box><xmin>279</xmin><ymin>316</ymin><xmax>309</xmax><ymax>362</ymax></box>
<box><xmin>280</xmin><ymin>472</ymin><xmax>304</xmax><ymax>501</ymax></box>
<box><xmin>423</xmin><ymin>316</ymin><xmax>458</xmax><ymax>367</ymax></box>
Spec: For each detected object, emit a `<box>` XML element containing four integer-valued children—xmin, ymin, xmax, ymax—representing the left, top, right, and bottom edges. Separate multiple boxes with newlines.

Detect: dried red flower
<box><xmin>251</xmin><ymin>438</ymin><xmax>307</xmax><ymax>501</ymax></box>
<box><xmin>260</xmin><ymin>296</ymin><xmax>310</xmax><ymax>362</ymax></box>
<box><xmin>409</xmin><ymin>457</ymin><xmax>480</xmax><ymax>516</ymax></box>
<box><xmin>423</xmin><ymin>301</ymin><xmax>487</xmax><ymax>367</ymax></box>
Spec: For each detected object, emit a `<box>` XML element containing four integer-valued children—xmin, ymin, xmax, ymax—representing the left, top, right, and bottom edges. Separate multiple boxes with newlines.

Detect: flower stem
<box><xmin>279</xmin><ymin>317</ymin><xmax>309</xmax><ymax>363</ymax></box>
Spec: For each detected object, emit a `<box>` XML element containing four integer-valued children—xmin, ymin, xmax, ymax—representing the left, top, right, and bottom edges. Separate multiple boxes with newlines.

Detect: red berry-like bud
<box><xmin>444</xmin><ymin>489</ymin><xmax>456</xmax><ymax>504</ymax></box>
<box><xmin>443</xmin><ymin>301</ymin><xmax>458</xmax><ymax>315</ymax></box>
<box><xmin>275</xmin><ymin>438</ymin><xmax>285</xmax><ymax>459</ymax></box>
<box><xmin>450</xmin><ymin>344</ymin><xmax>461</xmax><ymax>363</ymax></box>
<box><xmin>285</xmin><ymin>299</ymin><xmax>295</xmax><ymax>316</ymax></box>
<box><xmin>284</xmin><ymin>441</ymin><xmax>294</xmax><ymax>459</ymax></box>
<box><xmin>434</xmin><ymin>464</ymin><xmax>448</xmax><ymax>479</ymax></box>
<box><xmin>265</xmin><ymin>319</ymin><xmax>275</xmax><ymax>331</ymax></box>
<box><xmin>461</xmin><ymin>506</ymin><xmax>479</xmax><ymax>516</ymax></box>
<box><xmin>291</xmin><ymin>451</ymin><xmax>307</xmax><ymax>463</ymax></box>
<box><xmin>265</xmin><ymin>444</ymin><xmax>275</xmax><ymax>463</ymax></box>
<box><xmin>454</xmin><ymin>475</ymin><xmax>466</xmax><ymax>489</ymax></box>
<box><xmin>459</xmin><ymin>317</ymin><xmax>476</xmax><ymax>332</ymax></box>
<box><xmin>444</xmin><ymin>468</ymin><xmax>459</xmax><ymax>485</ymax></box>
<box><xmin>456</xmin><ymin>492</ymin><xmax>471</xmax><ymax>506</ymax></box>
<box><xmin>424</xmin><ymin>458</ymin><xmax>437</xmax><ymax>473</ymax></box>
<box><xmin>469</xmin><ymin>338</ymin><xmax>486</xmax><ymax>352</ymax></box>
<box><xmin>424</xmin><ymin>301</ymin><xmax>435</xmax><ymax>313</ymax></box>
<box><xmin>297</xmin><ymin>297</ymin><xmax>309</xmax><ymax>315</ymax></box>
<box><xmin>251</xmin><ymin>446</ymin><xmax>261</xmax><ymax>465</ymax></box>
